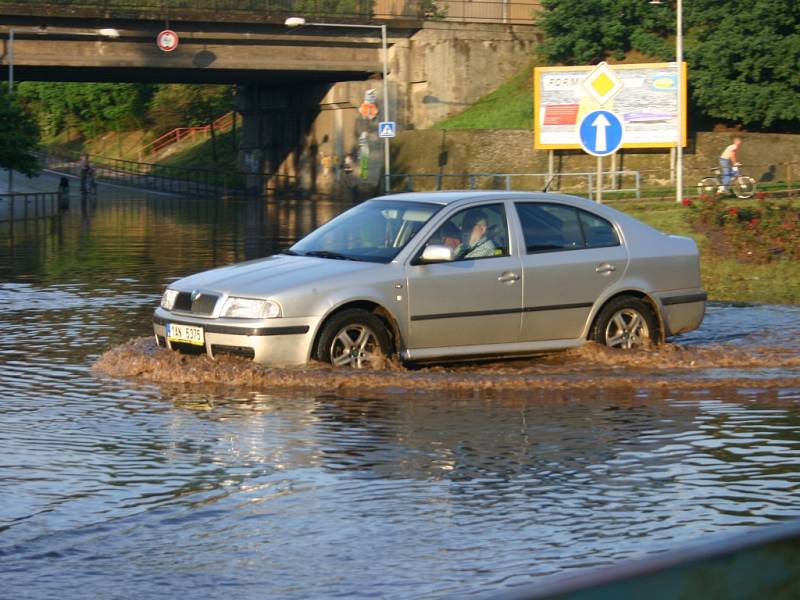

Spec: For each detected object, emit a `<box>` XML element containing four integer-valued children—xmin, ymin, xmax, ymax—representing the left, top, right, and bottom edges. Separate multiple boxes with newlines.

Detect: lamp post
<box><xmin>4</xmin><ymin>27</ymin><xmax>120</xmax><ymax>191</ymax></box>
<box><xmin>285</xmin><ymin>17</ymin><xmax>391</xmax><ymax>193</ymax></box>
<box><xmin>649</xmin><ymin>0</ymin><xmax>683</xmax><ymax>203</ymax></box>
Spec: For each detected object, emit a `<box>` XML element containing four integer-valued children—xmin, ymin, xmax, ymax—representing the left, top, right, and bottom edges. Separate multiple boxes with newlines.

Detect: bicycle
<box><xmin>697</xmin><ymin>163</ymin><xmax>756</xmax><ymax>199</ymax></box>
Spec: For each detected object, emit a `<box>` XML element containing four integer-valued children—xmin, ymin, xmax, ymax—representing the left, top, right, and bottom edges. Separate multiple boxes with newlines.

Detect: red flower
<box><xmin>682</xmin><ymin>198</ymin><xmax>692</xmax><ymax>206</ymax></box>
<box><xmin>756</xmin><ymin>192</ymin><xmax>766</xmax><ymax>200</ymax></box>
<box><xmin>751</xmin><ymin>218</ymin><xmax>759</xmax><ymax>226</ymax></box>
<box><xmin>728</xmin><ymin>207</ymin><xmax>738</xmax><ymax>216</ymax></box>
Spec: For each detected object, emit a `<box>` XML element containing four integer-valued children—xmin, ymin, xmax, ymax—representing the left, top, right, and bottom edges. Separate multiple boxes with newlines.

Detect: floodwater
<box><xmin>2</xmin><ymin>187</ymin><xmax>800</xmax><ymax>599</ymax></box>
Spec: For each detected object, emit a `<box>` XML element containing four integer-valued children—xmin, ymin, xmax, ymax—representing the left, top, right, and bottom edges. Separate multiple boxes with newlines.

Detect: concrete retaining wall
<box><xmin>391</xmin><ymin>129</ymin><xmax>800</xmax><ymax>194</ymax></box>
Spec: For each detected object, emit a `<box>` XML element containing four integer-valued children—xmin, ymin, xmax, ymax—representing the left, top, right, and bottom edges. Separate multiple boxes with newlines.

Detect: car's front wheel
<box><xmin>316</xmin><ymin>309</ymin><xmax>392</xmax><ymax>369</ymax></box>
<box><xmin>591</xmin><ymin>297</ymin><xmax>658</xmax><ymax>350</ymax></box>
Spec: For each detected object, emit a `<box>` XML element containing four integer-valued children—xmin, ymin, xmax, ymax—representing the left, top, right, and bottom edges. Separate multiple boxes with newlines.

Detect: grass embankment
<box><xmin>43</xmin><ymin>125</ymin><xmax>240</xmax><ymax>172</ymax></box>
<box><xmin>609</xmin><ymin>198</ymin><xmax>800</xmax><ymax>305</ymax></box>
<box><xmin>436</xmin><ymin>63</ymin><xmax>536</xmax><ymax>130</ymax></box>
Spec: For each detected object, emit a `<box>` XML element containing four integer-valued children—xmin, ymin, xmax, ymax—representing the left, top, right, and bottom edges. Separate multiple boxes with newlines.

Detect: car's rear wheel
<box><xmin>591</xmin><ymin>297</ymin><xmax>658</xmax><ymax>350</ymax></box>
<box><xmin>316</xmin><ymin>309</ymin><xmax>391</xmax><ymax>369</ymax></box>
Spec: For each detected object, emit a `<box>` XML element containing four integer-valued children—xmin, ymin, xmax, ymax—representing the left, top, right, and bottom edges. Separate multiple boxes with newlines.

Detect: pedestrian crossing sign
<box><xmin>378</xmin><ymin>121</ymin><xmax>396</xmax><ymax>138</ymax></box>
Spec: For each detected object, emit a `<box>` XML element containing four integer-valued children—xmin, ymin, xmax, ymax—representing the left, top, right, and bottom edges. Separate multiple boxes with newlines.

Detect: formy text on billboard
<box><xmin>533</xmin><ymin>62</ymin><xmax>687</xmax><ymax>150</ymax></box>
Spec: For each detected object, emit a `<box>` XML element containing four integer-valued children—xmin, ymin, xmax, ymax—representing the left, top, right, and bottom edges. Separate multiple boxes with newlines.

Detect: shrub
<box><xmin>686</xmin><ymin>196</ymin><xmax>799</xmax><ymax>262</ymax></box>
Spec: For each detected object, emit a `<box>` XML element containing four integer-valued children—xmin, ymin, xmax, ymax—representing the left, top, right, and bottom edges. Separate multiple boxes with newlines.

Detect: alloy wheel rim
<box><xmin>604</xmin><ymin>308</ymin><xmax>650</xmax><ymax>349</ymax></box>
<box><xmin>330</xmin><ymin>324</ymin><xmax>379</xmax><ymax>368</ymax></box>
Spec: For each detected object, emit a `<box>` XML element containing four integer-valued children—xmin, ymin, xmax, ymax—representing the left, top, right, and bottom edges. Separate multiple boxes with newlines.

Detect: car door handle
<box><xmin>595</xmin><ymin>263</ymin><xmax>617</xmax><ymax>274</ymax></box>
<box><xmin>498</xmin><ymin>272</ymin><xmax>520</xmax><ymax>283</ymax></box>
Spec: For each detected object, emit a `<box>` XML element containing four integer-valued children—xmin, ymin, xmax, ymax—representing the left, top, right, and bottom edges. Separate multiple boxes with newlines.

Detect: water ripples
<box><xmin>2</xmin><ymin>190</ymin><xmax>800</xmax><ymax>598</ymax></box>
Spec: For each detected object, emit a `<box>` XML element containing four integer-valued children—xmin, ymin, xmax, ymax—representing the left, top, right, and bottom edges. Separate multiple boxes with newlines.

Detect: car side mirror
<box><xmin>419</xmin><ymin>244</ymin><xmax>456</xmax><ymax>263</ymax></box>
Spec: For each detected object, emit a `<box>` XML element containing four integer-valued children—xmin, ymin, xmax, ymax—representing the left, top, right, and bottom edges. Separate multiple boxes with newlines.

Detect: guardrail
<box><xmin>390</xmin><ymin>171</ymin><xmax>641</xmax><ymax>199</ymax></box>
<box><xmin>41</xmin><ymin>153</ymin><xmax>299</xmax><ymax>198</ymax></box>
<box><xmin>0</xmin><ymin>0</ymin><xmax>542</xmax><ymax>25</ymax></box>
<box><xmin>0</xmin><ymin>192</ymin><xmax>63</xmax><ymax>223</ymax></box>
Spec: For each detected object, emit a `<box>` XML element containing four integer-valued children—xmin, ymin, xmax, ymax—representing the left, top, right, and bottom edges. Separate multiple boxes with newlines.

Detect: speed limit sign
<box><xmin>156</xmin><ymin>30</ymin><xmax>179</xmax><ymax>52</ymax></box>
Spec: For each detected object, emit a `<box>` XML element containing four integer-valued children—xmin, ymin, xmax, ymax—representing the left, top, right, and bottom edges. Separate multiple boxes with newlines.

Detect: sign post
<box><xmin>578</xmin><ymin>109</ymin><xmax>623</xmax><ymax>203</ymax></box>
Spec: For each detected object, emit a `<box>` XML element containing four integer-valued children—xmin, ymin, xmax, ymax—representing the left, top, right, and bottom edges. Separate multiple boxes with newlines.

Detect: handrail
<box><xmin>139</xmin><ymin>111</ymin><xmax>236</xmax><ymax>158</ymax></box>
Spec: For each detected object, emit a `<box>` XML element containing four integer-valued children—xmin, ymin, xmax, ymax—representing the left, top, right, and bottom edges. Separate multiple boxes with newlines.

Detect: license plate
<box><xmin>166</xmin><ymin>323</ymin><xmax>205</xmax><ymax>346</ymax></box>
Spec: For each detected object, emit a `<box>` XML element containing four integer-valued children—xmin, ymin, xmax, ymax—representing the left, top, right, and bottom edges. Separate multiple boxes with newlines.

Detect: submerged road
<box><xmin>2</xmin><ymin>184</ymin><xmax>799</xmax><ymax>599</ymax></box>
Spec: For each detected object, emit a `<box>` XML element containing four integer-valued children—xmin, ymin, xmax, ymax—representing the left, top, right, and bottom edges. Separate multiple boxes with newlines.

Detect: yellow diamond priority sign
<box><xmin>581</xmin><ymin>62</ymin><xmax>624</xmax><ymax>106</ymax></box>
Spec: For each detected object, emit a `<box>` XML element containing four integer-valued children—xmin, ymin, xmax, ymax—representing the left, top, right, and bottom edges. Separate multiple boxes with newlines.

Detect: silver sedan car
<box><xmin>153</xmin><ymin>191</ymin><xmax>706</xmax><ymax>368</ymax></box>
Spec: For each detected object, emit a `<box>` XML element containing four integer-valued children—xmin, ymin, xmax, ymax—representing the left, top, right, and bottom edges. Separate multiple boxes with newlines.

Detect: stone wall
<box><xmin>391</xmin><ymin>129</ymin><xmax>800</xmax><ymax>194</ymax></box>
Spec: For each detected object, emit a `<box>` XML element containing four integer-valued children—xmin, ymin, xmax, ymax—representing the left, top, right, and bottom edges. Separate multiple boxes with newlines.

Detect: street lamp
<box><xmin>285</xmin><ymin>16</ymin><xmax>391</xmax><ymax>193</ymax></box>
<box><xmin>649</xmin><ymin>0</ymin><xmax>683</xmax><ymax>203</ymax></box>
<box><xmin>4</xmin><ymin>27</ymin><xmax>120</xmax><ymax>191</ymax></box>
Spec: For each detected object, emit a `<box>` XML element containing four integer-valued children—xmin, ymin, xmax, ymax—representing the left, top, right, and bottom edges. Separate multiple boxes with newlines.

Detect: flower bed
<box><xmin>684</xmin><ymin>195</ymin><xmax>799</xmax><ymax>263</ymax></box>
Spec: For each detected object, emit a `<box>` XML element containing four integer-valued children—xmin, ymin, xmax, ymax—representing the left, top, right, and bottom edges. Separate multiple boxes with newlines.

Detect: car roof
<box><xmin>370</xmin><ymin>190</ymin><xmax>604</xmax><ymax>209</ymax></box>
<box><xmin>368</xmin><ymin>191</ymin><xmax>654</xmax><ymax>233</ymax></box>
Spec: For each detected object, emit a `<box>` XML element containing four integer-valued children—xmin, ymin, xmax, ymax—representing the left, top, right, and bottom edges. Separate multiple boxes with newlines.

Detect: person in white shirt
<box><xmin>718</xmin><ymin>137</ymin><xmax>742</xmax><ymax>194</ymax></box>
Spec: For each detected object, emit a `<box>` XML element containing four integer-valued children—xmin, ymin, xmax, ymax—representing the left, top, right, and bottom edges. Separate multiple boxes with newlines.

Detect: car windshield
<box><xmin>290</xmin><ymin>200</ymin><xmax>442</xmax><ymax>263</ymax></box>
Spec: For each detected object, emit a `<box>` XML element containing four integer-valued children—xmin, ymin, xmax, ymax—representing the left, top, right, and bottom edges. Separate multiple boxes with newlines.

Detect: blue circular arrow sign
<box><xmin>578</xmin><ymin>110</ymin><xmax>624</xmax><ymax>156</ymax></box>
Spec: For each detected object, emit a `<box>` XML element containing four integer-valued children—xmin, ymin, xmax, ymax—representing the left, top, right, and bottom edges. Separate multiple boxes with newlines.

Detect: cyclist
<box><xmin>718</xmin><ymin>136</ymin><xmax>742</xmax><ymax>194</ymax></box>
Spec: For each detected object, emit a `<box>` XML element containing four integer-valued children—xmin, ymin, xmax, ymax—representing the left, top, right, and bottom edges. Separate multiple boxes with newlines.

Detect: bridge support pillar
<box><xmin>236</xmin><ymin>81</ymin><xmax>387</xmax><ymax>199</ymax></box>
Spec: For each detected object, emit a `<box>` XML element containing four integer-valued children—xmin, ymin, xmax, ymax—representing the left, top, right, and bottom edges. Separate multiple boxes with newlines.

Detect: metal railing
<box><xmin>0</xmin><ymin>0</ymin><xmax>542</xmax><ymax>25</ymax></box>
<box><xmin>41</xmin><ymin>152</ymin><xmax>299</xmax><ymax>198</ymax></box>
<box><xmin>390</xmin><ymin>170</ymin><xmax>641</xmax><ymax>199</ymax></box>
<box><xmin>0</xmin><ymin>192</ymin><xmax>63</xmax><ymax>223</ymax></box>
<box><xmin>139</xmin><ymin>112</ymin><xmax>236</xmax><ymax>159</ymax></box>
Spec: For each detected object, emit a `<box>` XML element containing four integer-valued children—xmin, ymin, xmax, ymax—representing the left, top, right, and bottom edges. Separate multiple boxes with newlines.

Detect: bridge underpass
<box><xmin>1</xmin><ymin>2</ymin><xmax>541</xmax><ymax>195</ymax></box>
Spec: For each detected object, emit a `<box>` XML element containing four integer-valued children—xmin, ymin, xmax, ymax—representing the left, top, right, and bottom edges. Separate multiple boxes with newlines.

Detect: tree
<box><xmin>17</xmin><ymin>82</ymin><xmax>151</xmax><ymax>138</ymax></box>
<box><xmin>537</xmin><ymin>0</ymin><xmax>673</xmax><ymax>65</ymax></box>
<box><xmin>0</xmin><ymin>87</ymin><xmax>41</xmax><ymax>177</ymax></box>
<box><xmin>147</xmin><ymin>84</ymin><xmax>234</xmax><ymax>134</ymax></box>
<box><xmin>536</xmin><ymin>0</ymin><xmax>800</xmax><ymax>130</ymax></box>
<box><xmin>687</xmin><ymin>0</ymin><xmax>800</xmax><ymax>128</ymax></box>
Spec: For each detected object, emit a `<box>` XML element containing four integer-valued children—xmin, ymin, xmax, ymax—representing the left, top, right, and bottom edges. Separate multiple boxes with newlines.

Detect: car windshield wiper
<box><xmin>281</xmin><ymin>248</ymin><xmax>301</xmax><ymax>256</ymax></box>
<box><xmin>303</xmin><ymin>250</ymin><xmax>359</xmax><ymax>261</ymax></box>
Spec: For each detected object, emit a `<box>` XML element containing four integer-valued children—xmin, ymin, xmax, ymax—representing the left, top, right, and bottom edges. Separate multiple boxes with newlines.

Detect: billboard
<box><xmin>533</xmin><ymin>62</ymin><xmax>687</xmax><ymax>150</ymax></box>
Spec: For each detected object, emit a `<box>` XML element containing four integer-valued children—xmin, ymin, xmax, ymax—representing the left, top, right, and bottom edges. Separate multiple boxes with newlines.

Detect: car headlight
<box><xmin>161</xmin><ymin>289</ymin><xmax>179</xmax><ymax>310</ymax></box>
<box><xmin>220</xmin><ymin>297</ymin><xmax>281</xmax><ymax>319</ymax></box>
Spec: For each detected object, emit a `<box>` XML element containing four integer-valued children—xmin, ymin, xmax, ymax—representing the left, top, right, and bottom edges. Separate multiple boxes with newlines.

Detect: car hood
<box><xmin>171</xmin><ymin>254</ymin><xmax>380</xmax><ymax>298</ymax></box>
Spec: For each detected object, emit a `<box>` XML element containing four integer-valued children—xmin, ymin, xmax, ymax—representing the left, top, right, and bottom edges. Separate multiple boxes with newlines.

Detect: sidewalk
<box><xmin>0</xmin><ymin>169</ymin><xmax>66</xmax><ymax>194</ymax></box>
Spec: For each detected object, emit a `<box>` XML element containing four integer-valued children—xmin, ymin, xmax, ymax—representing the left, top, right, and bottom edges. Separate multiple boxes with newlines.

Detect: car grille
<box><xmin>174</xmin><ymin>291</ymin><xmax>219</xmax><ymax>315</ymax></box>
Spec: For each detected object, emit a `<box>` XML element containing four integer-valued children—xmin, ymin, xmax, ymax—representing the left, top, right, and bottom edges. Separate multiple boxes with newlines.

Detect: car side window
<box><xmin>425</xmin><ymin>203</ymin><xmax>509</xmax><ymax>261</ymax></box>
<box><xmin>515</xmin><ymin>203</ymin><xmax>583</xmax><ymax>253</ymax></box>
<box><xmin>578</xmin><ymin>210</ymin><xmax>620</xmax><ymax>248</ymax></box>
<box><xmin>516</xmin><ymin>203</ymin><xmax>620</xmax><ymax>253</ymax></box>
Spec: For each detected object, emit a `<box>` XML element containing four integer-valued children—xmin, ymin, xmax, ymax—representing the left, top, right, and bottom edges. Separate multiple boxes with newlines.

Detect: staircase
<box><xmin>138</xmin><ymin>112</ymin><xmax>236</xmax><ymax>160</ymax></box>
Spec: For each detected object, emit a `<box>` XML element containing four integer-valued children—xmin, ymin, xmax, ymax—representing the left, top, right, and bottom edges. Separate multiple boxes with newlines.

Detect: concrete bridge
<box><xmin>1</xmin><ymin>0</ymin><xmax>541</xmax><ymax>194</ymax></box>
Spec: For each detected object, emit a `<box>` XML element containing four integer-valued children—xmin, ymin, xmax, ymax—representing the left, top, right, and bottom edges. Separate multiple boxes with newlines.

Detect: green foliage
<box><xmin>148</xmin><ymin>85</ymin><xmax>234</xmax><ymax>134</ymax></box>
<box><xmin>538</xmin><ymin>0</ymin><xmax>673</xmax><ymax>64</ymax></box>
<box><xmin>18</xmin><ymin>82</ymin><xmax>151</xmax><ymax>137</ymax></box>
<box><xmin>17</xmin><ymin>82</ymin><xmax>235</xmax><ymax>143</ymax></box>
<box><xmin>0</xmin><ymin>87</ymin><xmax>41</xmax><ymax>177</ymax></box>
<box><xmin>687</xmin><ymin>0</ymin><xmax>800</xmax><ymax>128</ymax></box>
<box><xmin>537</xmin><ymin>0</ymin><xmax>800</xmax><ymax>130</ymax></box>
<box><xmin>288</xmin><ymin>0</ymin><xmax>371</xmax><ymax>16</ymax></box>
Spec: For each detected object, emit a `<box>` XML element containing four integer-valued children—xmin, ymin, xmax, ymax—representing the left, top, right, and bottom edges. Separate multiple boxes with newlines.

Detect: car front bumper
<box><xmin>152</xmin><ymin>308</ymin><xmax>322</xmax><ymax>366</ymax></box>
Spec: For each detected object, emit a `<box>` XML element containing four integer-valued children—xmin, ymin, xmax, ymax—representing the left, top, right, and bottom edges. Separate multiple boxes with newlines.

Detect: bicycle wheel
<box><xmin>697</xmin><ymin>177</ymin><xmax>719</xmax><ymax>197</ymax></box>
<box><xmin>733</xmin><ymin>176</ymin><xmax>755</xmax><ymax>199</ymax></box>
